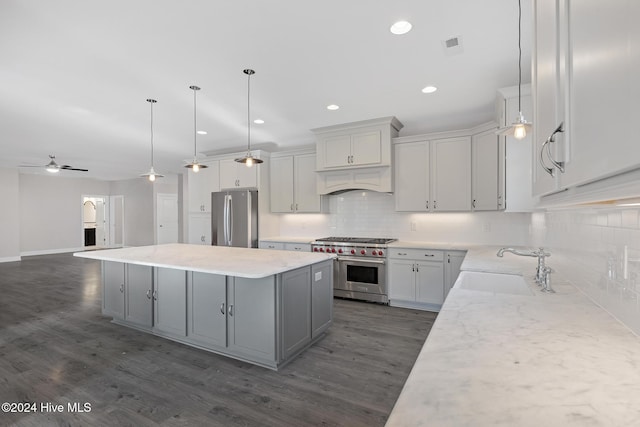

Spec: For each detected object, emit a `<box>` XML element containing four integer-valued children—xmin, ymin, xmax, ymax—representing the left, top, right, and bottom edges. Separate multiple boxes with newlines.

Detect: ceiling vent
<box><xmin>442</xmin><ymin>35</ymin><xmax>464</xmax><ymax>56</ymax></box>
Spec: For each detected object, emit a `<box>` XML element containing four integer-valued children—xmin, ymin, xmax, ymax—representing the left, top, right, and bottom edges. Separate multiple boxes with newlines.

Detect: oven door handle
<box><xmin>339</xmin><ymin>257</ymin><xmax>386</xmax><ymax>265</ymax></box>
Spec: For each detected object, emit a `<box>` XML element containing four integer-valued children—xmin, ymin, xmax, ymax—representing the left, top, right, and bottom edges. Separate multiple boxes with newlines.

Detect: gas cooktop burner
<box><xmin>315</xmin><ymin>237</ymin><xmax>397</xmax><ymax>245</ymax></box>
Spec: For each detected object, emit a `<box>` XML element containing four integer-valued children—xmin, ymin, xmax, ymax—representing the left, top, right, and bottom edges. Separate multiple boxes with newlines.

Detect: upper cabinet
<box><xmin>471</xmin><ymin>129</ymin><xmax>502</xmax><ymax>211</ymax></box>
<box><xmin>314</xmin><ymin>117</ymin><xmax>402</xmax><ymax>171</ymax></box>
<box><xmin>532</xmin><ymin>0</ymin><xmax>640</xmax><ymax>203</ymax></box>
<box><xmin>187</xmin><ymin>160</ymin><xmax>220</xmax><ymax>213</ymax></box>
<box><xmin>394</xmin><ymin>136</ymin><xmax>473</xmax><ymax>212</ymax></box>
<box><xmin>220</xmin><ymin>157</ymin><xmax>258</xmax><ymax>190</ymax></box>
<box><xmin>270</xmin><ymin>152</ymin><xmax>324</xmax><ymax>213</ymax></box>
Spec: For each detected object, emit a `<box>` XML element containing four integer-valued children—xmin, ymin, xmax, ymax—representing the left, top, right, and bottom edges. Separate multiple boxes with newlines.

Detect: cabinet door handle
<box><xmin>152</xmin><ymin>290</ymin><xmax>158</xmax><ymax>301</ymax></box>
<box><xmin>295</xmin><ymin>203</ymin><xmax>298</xmax><ymax>211</ymax></box>
<box><xmin>433</xmin><ymin>201</ymin><xmax>437</xmax><ymax>210</ymax></box>
<box><xmin>119</xmin><ymin>284</ymin><xmax>124</xmax><ymax>293</ymax></box>
<box><xmin>539</xmin><ymin>123</ymin><xmax>565</xmax><ymax>176</ymax></box>
<box><xmin>426</xmin><ymin>200</ymin><xmax>429</xmax><ymax>210</ymax></box>
<box><xmin>291</xmin><ymin>203</ymin><xmax>294</xmax><ymax>211</ymax></box>
<box><xmin>412</xmin><ymin>264</ymin><xmax>415</xmax><ymax>272</ymax></box>
<box><xmin>228</xmin><ymin>304</ymin><xmax>234</xmax><ymax>317</ymax></box>
<box><xmin>472</xmin><ymin>199</ymin><xmax>477</xmax><ymax>208</ymax></box>
<box><xmin>146</xmin><ymin>289</ymin><xmax>151</xmax><ymax>299</ymax></box>
<box><xmin>424</xmin><ymin>254</ymin><xmax>435</xmax><ymax>257</ymax></box>
<box><xmin>398</xmin><ymin>252</ymin><xmax>408</xmax><ymax>256</ymax></box>
<box><xmin>416</xmin><ymin>265</ymin><xmax>419</xmax><ymax>272</ymax></box>
<box><xmin>497</xmin><ymin>195</ymin><xmax>503</xmax><ymax>207</ymax></box>
<box><xmin>220</xmin><ymin>302</ymin><xmax>225</xmax><ymax>315</ymax></box>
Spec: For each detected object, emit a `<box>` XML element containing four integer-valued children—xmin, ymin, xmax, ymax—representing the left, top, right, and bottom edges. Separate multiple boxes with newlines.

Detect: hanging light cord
<box><xmin>193</xmin><ymin>87</ymin><xmax>198</xmax><ymax>157</ymax></box>
<box><xmin>247</xmin><ymin>71</ymin><xmax>252</xmax><ymax>152</ymax></box>
<box><xmin>149</xmin><ymin>100</ymin><xmax>155</xmax><ymax>166</ymax></box>
<box><xmin>518</xmin><ymin>0</ymin><xmax>522</xmax><ymax>113</ymax></box>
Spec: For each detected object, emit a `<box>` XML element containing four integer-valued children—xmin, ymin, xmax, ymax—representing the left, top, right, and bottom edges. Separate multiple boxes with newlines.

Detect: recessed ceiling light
<box><xmin>390</xmin><ymin>21</ymin><xmax>412</xmax><ymax>35</ymax></box>
<box><xmin>253</xmin><ymin>119</ymin><xmax>264</xmax><ymax>124</ymax></box>
<box><xmin>422</xmin><ymin>85</ymin><xmax>438</xmax><ymax>94</ymax></box>
<box><xmin>327</xmin><ymin>104</ymin><xmax>340</xmax><ymax>111</ymax></box>
<box><xmin>196</xmin><ymin>130</ymin><xmax>207</xmax><ymax>135</ymax></box>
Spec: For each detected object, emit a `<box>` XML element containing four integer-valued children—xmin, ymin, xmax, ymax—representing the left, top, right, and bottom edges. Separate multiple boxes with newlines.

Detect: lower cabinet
<box><xmin>124</xmin><ymin>264</ymin><xmax>153</xmax><ymax>328</ymax></box>
<box><xmin>388</xmin><ymin>249</ymin><xmax>445</xmax><ymax>312</ymax></box>
<box><xmin>445</xmin><ymin>251</ymin><xmax>466</xmax><ymax>297</ymax></box>
<box><xmin>103</xmin><ymin>261</ymin><xmax>125</xmax><ymax>319</ymax></box>
<box><xmin>153</xmin><ymin>268</ymin><xmax>187</xmax><ymax>338</ymax></box>
<box><xmin>101</xmin><ymin>260</ymin><xmax>333</xmax><ymax>370</ymax></box>
<box><xmin>188</xmin><ymin>272</ymin><xmax>227</xmax><ymax>348</ymax></box>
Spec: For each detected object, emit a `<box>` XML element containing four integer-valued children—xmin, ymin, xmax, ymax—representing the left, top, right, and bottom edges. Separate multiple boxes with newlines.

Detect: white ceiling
<box><xmin>1</xmin><ymin>0</ymin><xmax>532</xmax><ymax>181</ymax></box>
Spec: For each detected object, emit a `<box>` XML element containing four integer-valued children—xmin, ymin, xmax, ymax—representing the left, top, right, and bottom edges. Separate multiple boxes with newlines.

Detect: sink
<box><xmin>455</xmin><ymin>271</ymin><xmax>534</xmax><ymax>296</ymax></box>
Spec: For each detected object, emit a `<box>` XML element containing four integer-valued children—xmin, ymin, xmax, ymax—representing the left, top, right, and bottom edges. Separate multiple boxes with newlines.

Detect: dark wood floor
<box><xmin>0</xmin><ymin>253</ymin><xmax>437</xmax><ymax>427</ymax></box>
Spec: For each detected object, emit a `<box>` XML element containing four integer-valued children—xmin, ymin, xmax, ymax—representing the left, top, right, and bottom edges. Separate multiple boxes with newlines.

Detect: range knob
<box><xmin>331</xmin><ymin>248</ymin><xmax>336</xmax><ymax>253</ymax></box>
<box><xmin>360</xmin><ymin>249</ymin><xmax>366</xmax><ymax>255</ymax></box>
<box><xmin>372</xmin><ymin>250</ymin><xmax>378</xmax><ymax>256</ymax></box>
<box><xmin>338</xmin><ymin>248</ymin><xmax>343</xmax><ymax>254</ymax></box>
<box><xmin>378</xmin><ymin>250</ymin><xmax>384</xmax><ymax>256</ymax></box>
<box><xmin>319</xmin><ymin>248</ymin><xmax>324</xmax><ymax>252</ymax></box>
<box><xmin>351</xmin><ymin>249</ymin><xmax>356</xmax><ymax>255</ymax></box>
<box><xmin>313</xmin><ymin>247</ymin><xmax>319</xmax><ymax>252</ymax></box>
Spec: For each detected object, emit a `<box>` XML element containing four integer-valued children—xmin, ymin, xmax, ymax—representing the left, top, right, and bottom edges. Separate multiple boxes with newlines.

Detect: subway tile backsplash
<box><xmin>279</xmin><ymin>190</ymin><xmax>531</xmax><ymax>246</ymax></box>
<box><xmin>532</xmin><ymin>208</ymin><xmax>640</xmax><ymax>335</ymax></box>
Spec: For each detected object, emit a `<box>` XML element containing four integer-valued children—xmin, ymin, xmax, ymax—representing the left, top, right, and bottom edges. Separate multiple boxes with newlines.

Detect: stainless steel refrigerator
<box><xmin>211</xmin><ymin>189</ymin><xmax>258</xmax><ymax>248</ymax></box>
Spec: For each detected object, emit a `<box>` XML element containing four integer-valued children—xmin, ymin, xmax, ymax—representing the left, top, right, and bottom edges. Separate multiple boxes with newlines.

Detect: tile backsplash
<box><xmin>532</xmin><ymin>207</ymin><xmax>640</xmax><ymax>335</ymax></box>
<box><xmin>279</xmin><ymin>190</ymin><xmax>531</xmax><ymax>245</ymax></box>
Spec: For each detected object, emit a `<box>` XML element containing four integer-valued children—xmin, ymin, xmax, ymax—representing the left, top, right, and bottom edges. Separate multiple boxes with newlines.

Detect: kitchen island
<box><xmin>74</xmin><ymin>243</ymin><xmax>335</xmax><ymax>370</ymax></box>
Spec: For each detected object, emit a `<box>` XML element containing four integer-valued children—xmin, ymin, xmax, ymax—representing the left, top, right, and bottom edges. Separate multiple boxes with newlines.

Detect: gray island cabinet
<box><xmin>75</xmin><ymin>243</ymin><xmax>335</xmax><ymax>370</ymax></box>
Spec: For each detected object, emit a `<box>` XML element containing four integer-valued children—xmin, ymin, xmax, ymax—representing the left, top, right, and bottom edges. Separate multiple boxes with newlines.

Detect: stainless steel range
<box><xmin>312</xmin><ymin>237</ymin><xmax>396</xmax><ymax>304</ymax></box>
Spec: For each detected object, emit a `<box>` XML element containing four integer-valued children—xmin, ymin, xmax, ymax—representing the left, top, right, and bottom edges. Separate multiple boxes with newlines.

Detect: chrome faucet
<box><xmin>497</xmin><ymin>247</ymin><xmax>554</xmax><ymax>293</ymax></box>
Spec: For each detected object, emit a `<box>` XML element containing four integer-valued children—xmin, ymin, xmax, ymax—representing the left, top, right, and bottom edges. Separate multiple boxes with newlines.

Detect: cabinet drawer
<box><xmin>259</xmin><ymin>241</ymin><xmax>285</xmax><ymax>250</ymax></box>
<box><xmin>284</xmin><ymin>243</ymin><xmax>311</xmax><ymax>252</ymax></box>
<box><xmin>388</xmin><ymin>248</ymin><xmax>444</xmax><ymax>261</ymax></box>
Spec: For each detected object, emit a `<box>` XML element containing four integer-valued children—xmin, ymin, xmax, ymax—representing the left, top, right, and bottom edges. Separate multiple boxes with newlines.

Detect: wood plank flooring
<box><xmin>0</xmin><ymin>253</ymin><xmax>437</xmax><ymax>426</ymax></box>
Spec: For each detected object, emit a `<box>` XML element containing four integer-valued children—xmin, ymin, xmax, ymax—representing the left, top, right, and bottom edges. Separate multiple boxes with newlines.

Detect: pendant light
<box><xmin>184</xmin><ymin>85</ymin><xmax>208</xmax><ymax>173</ymax></box>
<box><xmin>140</xmin><ymin>98</ymin><xmax>164</xmax><ymax>182</ymax></box>
<box><xmin>235</xmin><ymin>69</ymin><xmax>263</xmax><ymax>167</ymax></box>
<box><xmin>497</xmin><ymin>0</ymin><xmax>532</xmax><ymax>140</ymax></box>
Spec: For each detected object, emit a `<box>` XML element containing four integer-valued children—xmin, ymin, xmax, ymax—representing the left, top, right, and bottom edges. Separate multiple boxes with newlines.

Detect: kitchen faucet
<box><xmin>496</xmin><ymin>247</ymin><xmax>554</xmax><ymax>293</ymax></box>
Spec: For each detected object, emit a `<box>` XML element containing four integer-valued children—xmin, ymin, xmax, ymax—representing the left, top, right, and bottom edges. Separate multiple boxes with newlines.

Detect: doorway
<box><xmin>81</xmin><ymin>195</ymin><xmax>125</xmax><ymax>249</ymax></box>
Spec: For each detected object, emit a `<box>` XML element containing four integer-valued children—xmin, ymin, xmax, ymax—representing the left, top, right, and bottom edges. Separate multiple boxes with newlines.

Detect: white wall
<box><xmin>531</xmin><ymin>207</ymin><xmax>640</xmax><ymax>335</ymax></box>
<box><xmin>109</xmin><ymin>178</ymin><xmax>155</xmax><ymax>247</ymax></box>
<box><xmin>278</xmin><ymin>190</ymin><xmax>532</xmax><ymax>245</ymax></box>
<box><xmin>0</xmin><ymin>168</ymin><xmax>21</xmax><ymax>261</ymax></box>
<box><xmin>19</xmin><ymin>174</ymin><xmax>110</xmax><ymax>255</ymax></box>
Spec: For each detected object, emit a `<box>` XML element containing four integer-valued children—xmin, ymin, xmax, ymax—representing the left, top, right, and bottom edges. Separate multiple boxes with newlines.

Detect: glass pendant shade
<box><xmin>185</xmin><ymin>85</ymin><xmax>208</xmax><ymax>172</ymax></box>
<box><xmin>235</xmin><ymin>69</ymin><xmax>263</xmax><ymax>167</ymax></box>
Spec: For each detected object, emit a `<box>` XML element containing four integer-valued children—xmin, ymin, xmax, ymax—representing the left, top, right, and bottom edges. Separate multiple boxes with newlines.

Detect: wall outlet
<box><xmin>411</xmin><ymin>221</ymin><xmax>417</xmax><ymax>231</ymax></box>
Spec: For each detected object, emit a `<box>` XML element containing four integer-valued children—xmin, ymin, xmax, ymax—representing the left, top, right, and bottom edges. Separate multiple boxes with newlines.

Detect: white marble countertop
<box><xmin>74</xmin><ymin>243</ymin><xmax>335</xmax><ymax>279</ymax></box>
<box><xmin>387</xmin><ymin>246</ymin><xmax>640</xmax><ymax>426</ymax></box>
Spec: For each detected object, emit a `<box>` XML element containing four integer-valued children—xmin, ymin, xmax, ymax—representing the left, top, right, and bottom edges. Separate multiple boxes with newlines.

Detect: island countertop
<box><xmin>74</xmin><ymin>243</ymin><xmax>336</xmax><ymax>278</ymax></box>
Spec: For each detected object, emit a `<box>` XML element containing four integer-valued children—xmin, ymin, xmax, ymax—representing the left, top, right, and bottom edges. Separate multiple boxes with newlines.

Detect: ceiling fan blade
<box><xmin>60</xmin><ymin>165</ymin><xmax>89</xmax><ymax>172</ymax></box>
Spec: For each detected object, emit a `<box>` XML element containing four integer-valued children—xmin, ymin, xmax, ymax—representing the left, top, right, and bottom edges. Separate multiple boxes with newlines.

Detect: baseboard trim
<box><xmin>0</xmin><ymin>255</ymin><xmax>21</xmax><ymax>263</ymax></box>
<box><xmin>20</xmin><ymin>247</ymin><xmax>85</xmax><ymax>257</ymax></box>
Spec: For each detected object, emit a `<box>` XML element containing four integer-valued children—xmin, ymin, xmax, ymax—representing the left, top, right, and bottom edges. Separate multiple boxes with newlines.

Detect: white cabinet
<box><xmin>532</xmin><ymin>0</ymin><xmax>566</xmax><ymax>196</ymax></box>
<box><xmin>388</xmin><ymin>249</ymin><xmax>445</xmax><ymax>312</ymax></box>
<box><xmin>432</xmin><ymin>137</ymin><xmax>471</xmax><ymax>211</ymax></box>
<box><xmin>270</xmin><ymin>153</ymin><xmax>322</xmax><ymax>213</ymax></box>
<box><xmin>153</xmin><ymin>268</ymin><xmax>187</xmax><ymax>338</ymax></box>
<box><xmin>259</xmin><ymin>240</ymin><xmax>311</xmax><ymax>252</ymax></box>
<box><xmin>187</xmin><ymin>160</ymin><xmax>219</xmax><ymax>213</ymax></box>
<box><xmin>395</xmin><ymin>141</ymin><xmax>430</xmax><ymax>212</ymax></box>
<box><xmin>394</xmin><ymin>137</ymin><xmax>471</xmax><ymax>212</ymax></box>
<box><xmin>496</xmin><ymin>85</ymin><xmax>536</xmax><ymax>212</ymax></box>
<box><xmin>557</xmin><ymin>0</ymin><xmax>640</xmax><ymax>189</ymax></box>
<box><xmin>187</xmin><ymin>214</ymin><xmax>211</xmax><ymax>245</ymax></box>
<box><xmin>220</xmin><ymin>158</ymin><xmax>258</xmax><ymax>189</ymax></box>
<box><xmin>444</xmin><ymin>251</ymin><xmax>466</xmax><ymax>298</ymax></box>
<box><xmin>472</xmin><ymin>129</ymin><xmax>502</xmax><ymax>211</ymax></box>
<box><xmin>322</xmin><ymin>131</ymin><xmax>382</xmax><ymax>168</ymax></box>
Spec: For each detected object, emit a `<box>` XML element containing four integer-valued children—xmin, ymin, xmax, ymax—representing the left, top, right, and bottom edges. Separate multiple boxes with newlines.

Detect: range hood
<box><xmin>316</xmin><ymin>166</ymin><xmax>393</xmax><ymax>195</ymax></box>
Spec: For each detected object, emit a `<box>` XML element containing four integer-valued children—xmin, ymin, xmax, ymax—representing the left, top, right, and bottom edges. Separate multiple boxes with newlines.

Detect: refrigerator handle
<box><xmin>228</xmin><ymin>195</ymin><xmax>234</xmax><ymax>246</ymax></box>
<box><xmin>223</xmin><ymin>194</ymin><xmax>230</xmax><ymax>246</ymax></box>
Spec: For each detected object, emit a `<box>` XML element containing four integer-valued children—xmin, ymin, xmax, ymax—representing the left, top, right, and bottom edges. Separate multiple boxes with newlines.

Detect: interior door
<box><xmin>157</xmin><ymin>193</ymin><xmax>178</xmax><ymax>244</ymax></box>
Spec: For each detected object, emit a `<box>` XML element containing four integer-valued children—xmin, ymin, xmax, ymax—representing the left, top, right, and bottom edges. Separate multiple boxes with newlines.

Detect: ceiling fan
<box><xmin>20</xmin><ymin>155</ymin><xmax>88</xmax><ymax>173</ymax></box>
